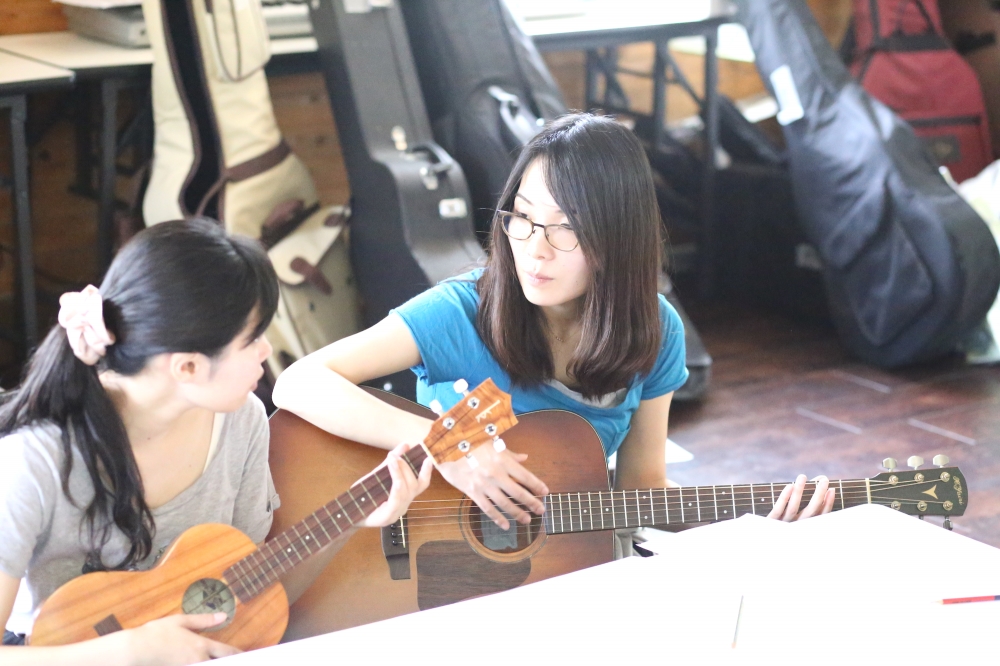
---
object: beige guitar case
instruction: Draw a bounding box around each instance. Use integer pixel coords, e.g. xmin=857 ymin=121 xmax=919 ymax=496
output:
xmin=142 ymin=0 xmax=359 ymax=376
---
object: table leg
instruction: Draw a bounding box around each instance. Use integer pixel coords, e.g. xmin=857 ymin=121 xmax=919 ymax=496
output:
xmin=98 ymin=78 xmax=124 ymax=275
xmin=5 ymin=95 xmax=39 ymax=351
xmin=699 ymin=27 xmax=719 ymax=299
xmin=71 ymin=83 xmax=95 ymax=198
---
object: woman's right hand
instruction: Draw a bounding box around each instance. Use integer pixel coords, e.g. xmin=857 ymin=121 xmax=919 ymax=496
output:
xmin=125 ymin=613 xmax=240 ymax=666
xmin=437 ymin=444 xmax=549 ymax=530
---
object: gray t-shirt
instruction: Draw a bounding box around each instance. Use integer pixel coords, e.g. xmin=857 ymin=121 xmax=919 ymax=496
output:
xmin=0 ymin=394 xmax=279 ymax=635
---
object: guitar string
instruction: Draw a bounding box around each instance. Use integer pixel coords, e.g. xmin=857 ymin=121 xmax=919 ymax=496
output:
xmin=377 ymin=499 xmax=951 ymax=533
xmin=395 ymin=483 xmax=951 ymax=514
xmin=393 ymin=477 xmax=951 ymax=506
xmin=373 ymin=501 xmax=946 ymax=538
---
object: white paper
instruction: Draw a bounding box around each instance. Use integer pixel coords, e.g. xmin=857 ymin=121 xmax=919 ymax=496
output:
xmin=216 ymin=558 xmax=743 ymax=664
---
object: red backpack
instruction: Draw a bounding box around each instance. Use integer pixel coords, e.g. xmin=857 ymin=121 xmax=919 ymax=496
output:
xmin=850 ymin=0 xmax=994 ymax=182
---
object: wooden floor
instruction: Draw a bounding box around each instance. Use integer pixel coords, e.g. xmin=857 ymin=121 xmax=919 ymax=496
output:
xmin=667 ymin=295 xmax=1000 ymax=548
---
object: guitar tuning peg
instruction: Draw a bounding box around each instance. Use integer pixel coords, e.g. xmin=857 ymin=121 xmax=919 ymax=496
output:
xmin=907 ymin=455 xmax=924 ymax=470
xmin=933 ymin=454 xmax=950 ymax=468
xmin=428 ymin=400 xmax=443 ymax=416
xmin=943 ymin=517 xmax=953 ymax=531
xmin=882 ymin=457 xmax=897 ymax=471
xmin=453 ymin=379 xmax=469 ymax=396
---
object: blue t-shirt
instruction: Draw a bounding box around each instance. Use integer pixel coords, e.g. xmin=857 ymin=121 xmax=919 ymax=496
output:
xmin=391 ymin=271 xmax=688 ymax=457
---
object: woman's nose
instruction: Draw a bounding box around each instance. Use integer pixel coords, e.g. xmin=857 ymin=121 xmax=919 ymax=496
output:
xmin=259 ymin=335 xmax=273 ymax=362
xmin=525 ymin=225 xmax=551 ymax=259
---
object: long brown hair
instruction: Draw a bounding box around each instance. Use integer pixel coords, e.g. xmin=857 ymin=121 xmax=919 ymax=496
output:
xmin=477 ymin=113 xmax=664 ymax=399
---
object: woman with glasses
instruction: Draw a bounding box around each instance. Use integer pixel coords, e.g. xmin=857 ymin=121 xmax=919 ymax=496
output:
xmin=273 ymin=113 xmax=834 ymax=534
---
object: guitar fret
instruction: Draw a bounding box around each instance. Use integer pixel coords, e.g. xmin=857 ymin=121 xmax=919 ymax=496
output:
xmin=577 ymin=492 xmax=584 ymax=532
xmin=750 ymin=485 xmax=756 ymax=515
xmin=314 ymin=509 xmax=333 ymax=544
xmin=839 ymin=479 xmax=845 ymax=510
xmin=648 ymin=490 xmax=654 ymax=525
xmin=373 ymin=470 xmax=390 ymax=498
xmin=332 ymin=497 xmax=350 ymax=529
xmin=545 ymin=496 xmax=553 ymax=534
xmin=621 ymin=491 xmax=628 ymax=528
xmin=609 ymin=492 xmax=616 ymax=529
xmin=695 ymin=486 xmax=702 ymax=522
xmin=730 ymin=484 xmax=737 ymax=518
xmin=599 ymin=492 xmax=606 ymax=530
xmin=679 ymin=487 xmax=685 ymax=523
xmin=588 ymin=491 xmax=595 ymax=531
xmin=568 ymin=493 xmax=575 ymax=533
xmin=559 ymin=494 xmax=566 ymax=533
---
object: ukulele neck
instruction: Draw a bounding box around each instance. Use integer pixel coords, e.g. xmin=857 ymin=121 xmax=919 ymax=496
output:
xmin=224 ymin=447 xmax=428 ymax=601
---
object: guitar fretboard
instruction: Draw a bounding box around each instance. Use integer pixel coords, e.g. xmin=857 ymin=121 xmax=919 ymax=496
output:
xmin=224 ymin=446 xmax=428 ymax=602
xmin=542 ymin=480 xmax=871 ymax=534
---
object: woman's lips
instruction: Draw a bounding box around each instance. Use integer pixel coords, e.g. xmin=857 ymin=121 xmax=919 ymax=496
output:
xmin=525 ymin=271 xmax=553 ymax=287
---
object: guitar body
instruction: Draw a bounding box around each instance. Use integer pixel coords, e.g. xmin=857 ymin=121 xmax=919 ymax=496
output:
xmin=30 ymin=523 xmax=288 ymax=649
xmin=268 ymin=393 xmax=614 ymax=641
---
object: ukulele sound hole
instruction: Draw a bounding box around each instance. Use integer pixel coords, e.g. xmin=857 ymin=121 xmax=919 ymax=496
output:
xmin=182 ymin=578 xmax=236 ymax=629
xmin=468 ymin=506 xmax=541 ymax=554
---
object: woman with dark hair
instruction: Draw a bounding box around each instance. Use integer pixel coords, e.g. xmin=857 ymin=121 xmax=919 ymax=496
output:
xmin=0 ymin=219 xmax=432 ymax=663
xmin=273 ymin=113 xmax=834 ymax=534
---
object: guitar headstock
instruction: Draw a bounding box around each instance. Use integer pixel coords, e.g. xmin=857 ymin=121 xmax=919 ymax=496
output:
xmin=870 ymin=455 xmax=968 ymax=517
xmin=422 ymin=379 xmax=517 ymax=465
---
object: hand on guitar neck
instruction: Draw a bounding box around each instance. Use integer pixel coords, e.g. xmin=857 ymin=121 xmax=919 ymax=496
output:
xmin=768 ymin=474 xmax=837 ymax=522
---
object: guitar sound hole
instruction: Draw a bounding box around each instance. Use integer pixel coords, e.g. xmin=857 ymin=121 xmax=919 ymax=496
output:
xmin=467 ymin=506 xmax=541 ymax=554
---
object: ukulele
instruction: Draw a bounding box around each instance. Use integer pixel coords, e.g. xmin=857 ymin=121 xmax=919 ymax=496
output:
xmin=29 ymin=380 xmax=516 ymax=650
xmin=268 ymin=387 xmax=969 ymax=642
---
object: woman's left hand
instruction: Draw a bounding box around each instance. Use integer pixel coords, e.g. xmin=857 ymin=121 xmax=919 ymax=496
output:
xmin=361 ymin=442 xmax=434 ymax=528
xmin=767 ymin=474 xmax=836 ymax=521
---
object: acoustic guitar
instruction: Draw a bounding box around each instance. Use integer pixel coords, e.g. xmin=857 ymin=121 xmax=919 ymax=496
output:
xmin=269 ymin=387 xmax=969 ymax=642
xmin=29 ymin=380 xmax=516 ymax=650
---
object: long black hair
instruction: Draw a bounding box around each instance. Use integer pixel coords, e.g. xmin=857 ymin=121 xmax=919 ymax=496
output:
xmin=0 ymin=218 xmax=278 ymax=569
xmin=478 ymin=113 xmax=663 ymax=398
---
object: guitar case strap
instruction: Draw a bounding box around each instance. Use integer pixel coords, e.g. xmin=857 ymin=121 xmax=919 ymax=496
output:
xmin=141 ymin=0 xmax=361 ymax=377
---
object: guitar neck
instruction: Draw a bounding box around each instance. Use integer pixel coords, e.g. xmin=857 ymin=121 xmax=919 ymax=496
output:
xmin=225 ymin=446 xmax=429 ymax=602
xmin=543 ymin=479 xmax=871 ymax=534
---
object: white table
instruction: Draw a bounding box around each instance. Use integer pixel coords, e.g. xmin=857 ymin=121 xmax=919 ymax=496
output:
xmin=0 ymin=52 xmax=74 ymax=351
xmin=216 ymin=505 xmax=1000 ymax=662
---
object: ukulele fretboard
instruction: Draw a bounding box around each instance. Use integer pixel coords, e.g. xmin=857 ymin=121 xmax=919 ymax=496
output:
xmin=224 ymin=446 xmax=428 ymax=602
xmin=542 ymin=480 xmax=870 ymax=534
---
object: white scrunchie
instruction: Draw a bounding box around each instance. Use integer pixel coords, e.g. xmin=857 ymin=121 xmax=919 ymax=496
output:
xmin=58 ymin=285 xmax=115 ymax=366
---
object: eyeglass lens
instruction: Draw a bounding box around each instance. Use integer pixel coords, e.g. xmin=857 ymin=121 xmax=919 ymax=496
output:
xmin=501 ymin=213 xmax=578 ymax=252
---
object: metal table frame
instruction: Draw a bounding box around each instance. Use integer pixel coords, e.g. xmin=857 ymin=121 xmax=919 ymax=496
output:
xmin=533 ymin=16 xmax=727 ymax=297
xmin=0 ymin=64 xmax=74 ymax=353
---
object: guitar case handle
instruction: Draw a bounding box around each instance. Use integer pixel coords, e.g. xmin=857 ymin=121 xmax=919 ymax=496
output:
xmin=409 ymin=141 xmax=455 ymax=176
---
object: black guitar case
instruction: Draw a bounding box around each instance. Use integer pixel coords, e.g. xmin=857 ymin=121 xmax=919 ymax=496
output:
xmin=308 ymin=0 xmax=483 ymax=397
xmin=736 ymin=0 xmax=1000 ymax=367
xmin=401 ymin=0 xmax=711 ymax=399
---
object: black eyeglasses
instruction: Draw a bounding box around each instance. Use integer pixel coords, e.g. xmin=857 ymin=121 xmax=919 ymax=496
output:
xmin=497 ymin=211 xmax=579 ymax=252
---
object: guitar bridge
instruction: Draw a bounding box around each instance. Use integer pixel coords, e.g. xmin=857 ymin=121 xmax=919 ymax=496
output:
xmin=381 ymin=514 xmax=410 ymax=580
